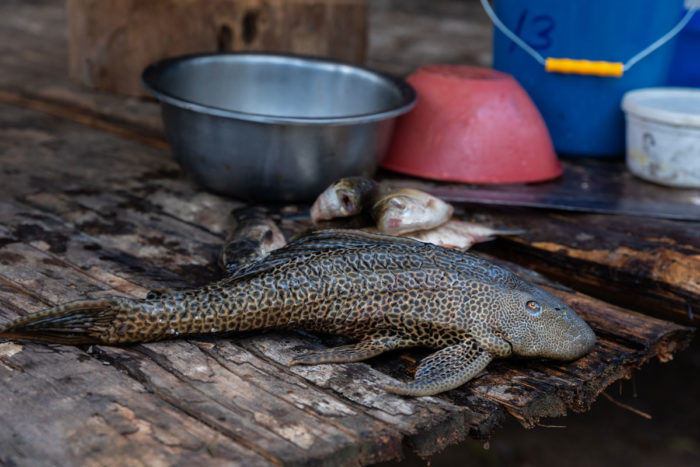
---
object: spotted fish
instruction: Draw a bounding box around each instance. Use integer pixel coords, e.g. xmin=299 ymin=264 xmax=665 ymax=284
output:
xmin=0 ymin=230 xmax=595 ymax=396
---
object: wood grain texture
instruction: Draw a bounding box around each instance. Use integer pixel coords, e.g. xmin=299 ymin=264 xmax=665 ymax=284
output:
xmin=0 ymin=100 xmax=693 ymax=464
xmin=66 ymin=0 xmax=367 ymax=96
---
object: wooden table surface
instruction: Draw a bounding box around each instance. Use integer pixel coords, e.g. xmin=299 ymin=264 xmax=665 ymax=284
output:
xmin=0 ymin=1 xmax=696 ymax=465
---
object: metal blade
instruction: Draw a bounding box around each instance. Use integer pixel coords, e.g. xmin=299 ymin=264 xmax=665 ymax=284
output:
xmin=427 ymin=187 xmax=700 ymax=221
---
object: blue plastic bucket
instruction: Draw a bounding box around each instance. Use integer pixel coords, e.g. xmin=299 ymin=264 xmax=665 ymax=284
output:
xmin=492 ymin=0 xmax=685 ymax=156
xmin=668 ymin=13 xmax=700 ymax=86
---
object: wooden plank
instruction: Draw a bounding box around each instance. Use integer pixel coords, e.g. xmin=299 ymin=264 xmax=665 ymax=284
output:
xmin=67 ymin=0 xmax=367 ymax=97
xmin=0 ymin=232 xmax=405 ymax=465
xmin=0 ymin=191 xmax=693 ymax=463
xmin=0 ymin=191 xmax=499 ymax=459
xmin=0 ymin=285 xmax=269 ymax=465
xmin=0 ymin=201 xmax=495 ymax=460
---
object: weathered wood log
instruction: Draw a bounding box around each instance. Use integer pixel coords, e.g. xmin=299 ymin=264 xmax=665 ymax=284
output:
xmin=0 ymin=306 xmax=267 ymax=465
xmin=66 ymin=0 xmax=367 ymax=96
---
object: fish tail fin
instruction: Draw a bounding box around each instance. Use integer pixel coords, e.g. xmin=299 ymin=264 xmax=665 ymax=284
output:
xmin=0 ymin=298 xmax=128 ymax=345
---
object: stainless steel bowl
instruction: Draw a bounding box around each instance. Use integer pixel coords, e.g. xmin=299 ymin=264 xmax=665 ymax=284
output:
xmin=142 ymin=53 xmax=416 ymax=201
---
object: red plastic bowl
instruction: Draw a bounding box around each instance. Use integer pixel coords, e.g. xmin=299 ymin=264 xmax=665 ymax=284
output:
xmin=381 ymin=65 xmax=562 ymax=184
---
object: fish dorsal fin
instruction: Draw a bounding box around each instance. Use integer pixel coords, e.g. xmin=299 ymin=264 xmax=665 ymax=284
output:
xmin=287 ymin=229 xmax=427 ymax=251
xmin=225 ymin=229 xmax=429 ymax=281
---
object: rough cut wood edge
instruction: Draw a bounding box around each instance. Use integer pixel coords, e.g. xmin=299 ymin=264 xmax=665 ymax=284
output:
xmin=66 ymin=0 xmax=367 ymax=96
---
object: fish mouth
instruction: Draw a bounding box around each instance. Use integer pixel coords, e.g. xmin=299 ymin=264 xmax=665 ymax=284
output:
xmin=505 ymin=340 xmax=514 ymax=356
xmin=561 ymin=324 xmax=597 ymax=360
xmin=494 ymin=329 xmax=514 ymax=356
xmin=508 ymin=316 xmax=596 ymax=361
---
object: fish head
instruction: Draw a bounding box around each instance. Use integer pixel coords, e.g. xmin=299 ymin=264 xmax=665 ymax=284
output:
xmin=310 ymin=177 xmax=376 ymax=223
xmin=373 ymin=188 xmax=453 ymax=235
xmin=373 ymin=194 xmax=414 ymax=233
xmin=495 ymin=282 xmax=596 ymax=361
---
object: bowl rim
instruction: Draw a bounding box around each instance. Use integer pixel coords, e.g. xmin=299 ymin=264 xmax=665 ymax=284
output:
xmin=142 ymin=52 xmax=417 ymax=125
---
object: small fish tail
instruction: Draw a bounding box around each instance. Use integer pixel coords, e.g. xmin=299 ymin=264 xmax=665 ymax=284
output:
xmin=0 ymin=298 xmax=128 ymax=345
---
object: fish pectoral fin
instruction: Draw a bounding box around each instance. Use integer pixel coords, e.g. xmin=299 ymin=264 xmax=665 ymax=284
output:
xmin=289 ymin=333 xmax=413 ymax=366
xmin=381 ymin=340 xmax=492 ymax=397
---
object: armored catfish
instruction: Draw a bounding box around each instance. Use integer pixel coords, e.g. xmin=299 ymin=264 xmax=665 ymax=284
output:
xmin=0 ymin=230 xmax=596 ymax=396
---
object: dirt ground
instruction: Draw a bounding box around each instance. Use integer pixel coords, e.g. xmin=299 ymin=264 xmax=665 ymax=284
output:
xmin=378 ymin=336 xmax=699 ymax=467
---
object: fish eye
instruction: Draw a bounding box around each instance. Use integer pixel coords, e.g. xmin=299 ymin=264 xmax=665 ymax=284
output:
xmin=525 ymin=300 xmax=542 ymax=315
xmin=338 ymin=191 xmax=354 ymax=211
xmin=390 ymin=198 xmax=407 ymax=210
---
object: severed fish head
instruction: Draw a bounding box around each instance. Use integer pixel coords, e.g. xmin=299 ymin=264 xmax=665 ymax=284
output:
xmin=219 ymin=207 xmax=286 ymax=275
xmin=310 ymin=177 xmax=378 ymax=223
xmin=372 ymin=188 xmax=453 ymax=235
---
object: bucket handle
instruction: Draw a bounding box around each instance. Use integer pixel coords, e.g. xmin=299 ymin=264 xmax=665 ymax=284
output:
xmin=480 ymin=0 xmax=698 ymax=77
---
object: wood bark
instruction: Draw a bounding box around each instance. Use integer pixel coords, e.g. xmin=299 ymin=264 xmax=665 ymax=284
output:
xmin=66 ymin=0 xmax=367 ymax=96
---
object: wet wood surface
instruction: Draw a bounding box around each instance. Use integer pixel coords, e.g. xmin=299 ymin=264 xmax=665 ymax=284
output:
xmin=0 ymin=0 xmax=696 ymax=465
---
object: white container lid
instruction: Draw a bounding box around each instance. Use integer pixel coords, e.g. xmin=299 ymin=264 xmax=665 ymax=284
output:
xmin=622 ymin=87 xmax=700 ymax=129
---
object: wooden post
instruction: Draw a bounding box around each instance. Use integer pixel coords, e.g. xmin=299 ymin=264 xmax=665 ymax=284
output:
xmin=66 ymin=0 xmax=367 ymax=97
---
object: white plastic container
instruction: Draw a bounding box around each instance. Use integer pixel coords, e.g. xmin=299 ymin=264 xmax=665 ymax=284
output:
xmin=622 ymin=88 xmax=700 ymax=188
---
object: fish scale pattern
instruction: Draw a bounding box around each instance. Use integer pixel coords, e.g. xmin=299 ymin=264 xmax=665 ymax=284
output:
xmin=0 ymin=229 xmax=596 ymax=395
